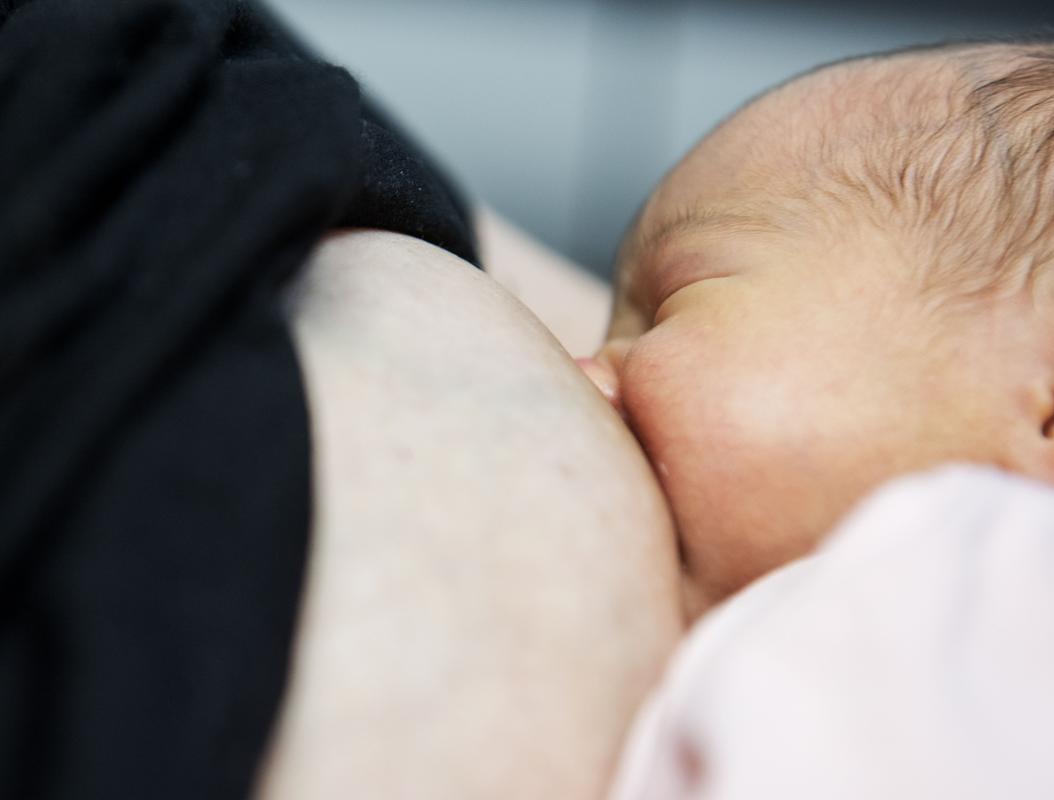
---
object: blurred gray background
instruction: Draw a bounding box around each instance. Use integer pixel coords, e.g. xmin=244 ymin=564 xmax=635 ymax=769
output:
xmin=267 ymin=0 xmax=1054 ymax=278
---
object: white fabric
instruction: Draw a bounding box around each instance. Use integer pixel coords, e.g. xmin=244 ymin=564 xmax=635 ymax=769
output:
xmin=609 ymin=465 xmax=1054 ymax=800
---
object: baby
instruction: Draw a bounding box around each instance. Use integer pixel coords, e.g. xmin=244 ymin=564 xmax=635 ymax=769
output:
xmin=578 ymin=39 xmax=1054 ymax=618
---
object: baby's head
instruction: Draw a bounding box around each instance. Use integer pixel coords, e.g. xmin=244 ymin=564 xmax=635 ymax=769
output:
xmin=584 ymin=40 xmax=1054 ymax=616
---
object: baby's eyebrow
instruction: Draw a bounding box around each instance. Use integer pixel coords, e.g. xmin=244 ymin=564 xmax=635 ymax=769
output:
xmin=612 ymin=204 xmax=784 ymax=310
xmin=635 ymin=205 xmax=784 ymax=258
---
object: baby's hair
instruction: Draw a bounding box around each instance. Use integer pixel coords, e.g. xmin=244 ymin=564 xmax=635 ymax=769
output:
xmin=958 ymin=38 xmax=1054 ymax=295
xmin=788 ymin=36 xmax=1054 ymax=303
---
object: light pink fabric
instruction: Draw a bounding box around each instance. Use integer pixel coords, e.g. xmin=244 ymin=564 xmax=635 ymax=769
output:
xmin=609 ymin=465 xmax=1054 ymax=800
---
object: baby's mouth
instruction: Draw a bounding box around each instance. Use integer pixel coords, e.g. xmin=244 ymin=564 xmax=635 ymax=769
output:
xmin=574 ymin=352 xmax=680 ymax=507
xmin=575 ymin=356 xmax=665 ymax=482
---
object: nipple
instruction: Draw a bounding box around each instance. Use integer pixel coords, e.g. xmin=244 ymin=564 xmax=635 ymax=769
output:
xmin=575 ymin=357 xmax=624 ymax=417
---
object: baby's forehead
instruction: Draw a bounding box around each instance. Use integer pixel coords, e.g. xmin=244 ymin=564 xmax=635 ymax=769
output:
xmin=745 ymin=42 xmax=1047 ymax=160
xmin=664 ymin=44 xmax=1042 ymax=225
xmin=745 ymin=53 xmax=965 ymax=151
xmin=614 ymin=60 xmax=923 ymax=261
xmin=616 ymin=41 xmax=1054 ymax=307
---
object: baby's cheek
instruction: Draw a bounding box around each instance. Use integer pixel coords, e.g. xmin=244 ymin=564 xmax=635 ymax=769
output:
xmin=620 ymin=330 xmax=847 ymax=606
xmin=697 ymin=390 xmax=831 ymax=588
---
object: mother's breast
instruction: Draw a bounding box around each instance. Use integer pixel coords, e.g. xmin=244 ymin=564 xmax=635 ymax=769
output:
xmin=257 ymin=230 xmax=685 ymax=800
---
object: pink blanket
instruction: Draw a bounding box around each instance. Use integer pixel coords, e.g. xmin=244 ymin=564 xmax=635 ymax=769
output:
xmin=609 ymin=465 xmax=1054 ymax=800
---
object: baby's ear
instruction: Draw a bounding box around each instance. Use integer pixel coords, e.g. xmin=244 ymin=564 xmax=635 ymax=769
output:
xmin=1008 ymin=378 xmax=1054 ymax=486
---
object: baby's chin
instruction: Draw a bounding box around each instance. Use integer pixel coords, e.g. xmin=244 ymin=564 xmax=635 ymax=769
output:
xmin=608 ymin=416 xmax=713 ymax=617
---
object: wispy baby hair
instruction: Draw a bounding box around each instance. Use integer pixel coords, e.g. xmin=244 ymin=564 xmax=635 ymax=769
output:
xmin=794 ymin=36 xmax=1054 ymax=302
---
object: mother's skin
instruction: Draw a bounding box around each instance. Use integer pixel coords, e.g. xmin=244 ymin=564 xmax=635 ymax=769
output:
xmin=255 ymin=230 xmax=685 ymax=799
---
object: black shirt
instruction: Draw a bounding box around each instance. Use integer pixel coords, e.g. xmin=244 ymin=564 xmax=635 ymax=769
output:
xmin=0 ymin=1 xmax=478 ymax=797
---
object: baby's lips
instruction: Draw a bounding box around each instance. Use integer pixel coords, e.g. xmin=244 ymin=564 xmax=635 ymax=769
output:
xmin=575 ymin=356 xmax=625 ymax=417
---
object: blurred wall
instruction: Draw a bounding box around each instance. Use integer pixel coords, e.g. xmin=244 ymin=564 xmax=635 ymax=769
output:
xmin=267 ymin=0 xmax=1054 ymax=278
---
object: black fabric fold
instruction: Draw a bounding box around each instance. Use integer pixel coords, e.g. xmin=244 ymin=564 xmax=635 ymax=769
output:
xmin=0 ymin=1 xmax=478 ymax=798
